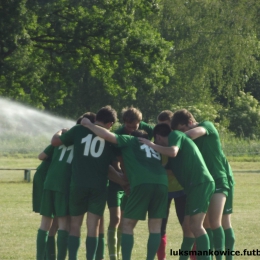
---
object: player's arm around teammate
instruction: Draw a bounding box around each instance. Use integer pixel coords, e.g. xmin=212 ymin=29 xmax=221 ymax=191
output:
xmin=157 ymin=111 xmax=189 ymax=260
xmin=139 ymin=124 xmax=215 ymax=260
xmin=106 ymin=106 xmax=153 ymax=260
xmin=53 ymin=106 xmax=118 ymax=260
xmin=81 ymin=118 xmax=169 ymax=260
xmin=172 ymin=109 xmax=234 ymax=259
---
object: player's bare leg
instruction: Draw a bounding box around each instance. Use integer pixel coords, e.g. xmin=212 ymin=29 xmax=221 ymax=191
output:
xmin=121 ymin=218 xmax=138 ymax=260
xmin=208 ymin=193 xmax=226 ymax=259
xmin=37 ymin=216 xmax=53 ymax=260
xmin=180 ymin=216 xmax=195 ymax=260
xmin=45 ymin=217 xmax=58 ymax=260
xmin=147 ymin=218 xmax=162 ymax=260
xmin=68 ymin=214 xmax=84 ymax=260
xmin=222 ymin=214 xmax=235 ymax=260
xmin=96 ymin=216 xmax=105 ymax=260
xmin=108 ymin=207 xmax=121 ymax=260
xmin=190 ymin=213 xmax=211 ymax=260
xmin=203 ymin=214 xmax=213 ymax=252
xmin=86 ymin=212 xmax=102 ymax=259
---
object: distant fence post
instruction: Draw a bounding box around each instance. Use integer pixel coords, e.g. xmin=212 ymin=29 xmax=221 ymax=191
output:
xmin=24 ymin=169 xmax=31 ymax=182
xmin=0 ymin=168 xmax=35 ymax=182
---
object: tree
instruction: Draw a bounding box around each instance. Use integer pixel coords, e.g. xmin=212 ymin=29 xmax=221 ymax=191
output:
xmin=1 ymin=0 xmax=174 ymax=116
xmin=224 ymin=91 xmax=260 ymax=138
xmin=156 ymin=0 xmax=260 ymax=106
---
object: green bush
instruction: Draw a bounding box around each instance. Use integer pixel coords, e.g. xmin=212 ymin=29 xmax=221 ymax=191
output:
xmin=223 ymin=91 xmax=260 ymax=138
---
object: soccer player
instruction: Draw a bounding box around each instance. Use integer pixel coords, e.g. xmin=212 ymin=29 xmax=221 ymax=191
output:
xmin=80 ymin=117 xmax=168 ymax=260
xmin=76 ymin=112 xmax=96 ymax=125
xmin=115 ymin=106 xmax=154 ymax=137
xmin=107 ymin=106 xmax=154 ymax=260
xmin=51 ymin=106 xmax=125 ymax=260
xmin=171 ymin=109 xmax=235 ymax=260
xmin=33 ymin=145 xmax=58 ymax=260
xmin=156 ymin=110 xmax=187 ymax=260
xmin=138 ymin=123 xmax=215 ymax=260
xmin=36 ymin=128 xmax=73 ymax=260
xmin=77 ymin=112 xmax=106 ymax=260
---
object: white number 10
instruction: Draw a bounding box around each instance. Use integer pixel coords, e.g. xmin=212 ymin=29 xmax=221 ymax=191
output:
xmin=81 ymin=134 xmax=105 ymax=158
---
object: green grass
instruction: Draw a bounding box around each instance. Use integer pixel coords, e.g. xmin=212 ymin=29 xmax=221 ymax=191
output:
xmin=0 ymin=158 xmax=260 ymax=259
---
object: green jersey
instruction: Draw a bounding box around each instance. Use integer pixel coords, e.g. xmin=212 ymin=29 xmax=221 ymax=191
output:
xmin=32 ymin=145 xmax=55 ymax=212
xmin=223 ymin=157 xmax=235 ymax=183
xmin=111 ymin=121 xmax=154 ymax=190
xmin=115 ymin=121 xmax=154 ymax=140
xmin=115 ymin=134 xmax=168 ymax=189
xmin=44 ymin=144 xmax=73 ymax=193
xmin=167 ymin=131 xmax=213 ymax=193
xmin=193 ymin=121 xmax=231 ymax=180
xmin=34 ymin=145 xmax=55 ymax=180
xmin=59 ymin=125 xmax=117 ymax=190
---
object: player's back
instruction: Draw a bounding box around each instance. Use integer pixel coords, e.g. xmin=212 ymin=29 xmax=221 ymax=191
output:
xmin=44 ymin=144 xmax=73 ymax=193
xmin=167 ymin=130 xmax=213 ymax=193
xmin=60 ymin=124 xmax=117 ymax=190
xmin=193 ymin=121 xmax=227 ymax=179
xmin=115 ymin=134 xmax=168 ymax=189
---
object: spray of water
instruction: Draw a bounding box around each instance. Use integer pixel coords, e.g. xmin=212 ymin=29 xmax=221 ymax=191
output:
xmin=0 ymin=97 xmax=76 ymax=155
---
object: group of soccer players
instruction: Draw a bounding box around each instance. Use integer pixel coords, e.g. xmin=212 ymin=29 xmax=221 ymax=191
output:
xmin=33 ymin=105 xmax=235 ymax=260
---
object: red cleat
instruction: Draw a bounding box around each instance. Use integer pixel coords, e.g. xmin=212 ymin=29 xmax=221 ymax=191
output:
xmin=190 ymin=243 xmax=197 ymax=260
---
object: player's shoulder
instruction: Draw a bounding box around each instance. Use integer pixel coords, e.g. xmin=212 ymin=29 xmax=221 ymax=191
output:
xmin=139 ymin=121 xmax=149 ymax=127
xmin=116 ymin=134 xmax=134 ymax=142
xmin=171 ymin=130 xmax=186 ymax=137
xmin=199 ymin=120 xmax=215 ymax=128
xmin=139 ymin=121 xmax=154 ymax=130
xmin=62 ymin=124 xmax=81 ymax=135
xmin=44 ymin=144 xmax=55 ymax=154
xmin=199 ymin=121 xmax=219 ymax=136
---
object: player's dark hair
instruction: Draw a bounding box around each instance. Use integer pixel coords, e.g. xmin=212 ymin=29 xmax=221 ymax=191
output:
xmin=157 ymin=110 xmax=174 ymax=122
xmin=131 ymin=130 xmax=148 ymax=139
xmin=122 ymin=106 xmax=142 ymax=123
xmin=96 ymin=105 xmax=117 ymax=124
xmin=76 ymin=112 xmax=96 ymax=124
xmin=171 ymin=109 xmax=196 ymax=130
xmin=153 ymin=123 xmax=171 ymax=139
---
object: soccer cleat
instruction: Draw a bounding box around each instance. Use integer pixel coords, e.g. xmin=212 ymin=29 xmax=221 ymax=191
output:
xmin=190 ymin=243 xmax=197 ymax=260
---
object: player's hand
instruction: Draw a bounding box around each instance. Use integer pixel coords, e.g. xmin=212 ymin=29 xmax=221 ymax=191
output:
xmin=138 ymin=137 xmax=152 ymax=147
xmin=61 ymin=128 xmax=69 ymax=134
xmin=81 ymin=117 xmax=91 ymax=127
xmin=55 ymin=128 xmax=68 ymax=136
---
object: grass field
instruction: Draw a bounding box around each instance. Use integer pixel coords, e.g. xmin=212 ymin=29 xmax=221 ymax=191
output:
xmin=0 ymin=158 xmax=260 ymax=259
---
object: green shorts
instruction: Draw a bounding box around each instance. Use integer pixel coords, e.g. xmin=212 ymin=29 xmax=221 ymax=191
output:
xmin=120 ymin=193 xmax=128 ymax=211
xmin=214 ymin=177 xmax=230 ymax=197
xmin=69 ymin=186 xmax=107 ymax=216
xmin=32 ymin=172 xmax=46 ymax=213
xmin=107 ymin=181 xmax=124 ymax=208
xmin=40 ymin=190 xmax=69 ymax=218
xmin=185 ymin=181 xmax=215 ymax=216
xmin=124 ymin=184 xmax=168 ymax=220
xmin=223 ymin=178 xmax=234 ymax=214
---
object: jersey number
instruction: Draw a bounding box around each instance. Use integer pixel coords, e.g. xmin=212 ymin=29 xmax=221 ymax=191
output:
xmin=58 ymin=145 xmax=74 ymax=163
xmin=140 ymin=144 xmax=161 ymax=160
xmin=81 ymin=134 xmax=105 ymax=158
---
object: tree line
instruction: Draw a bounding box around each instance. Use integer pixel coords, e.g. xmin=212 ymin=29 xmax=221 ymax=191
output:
xmin=1 ymin=0 xmax=260 ymax=137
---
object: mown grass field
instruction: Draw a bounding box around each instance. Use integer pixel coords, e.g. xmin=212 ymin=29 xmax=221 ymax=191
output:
xmin=0 ymin=158 xmax=260 ymax=259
